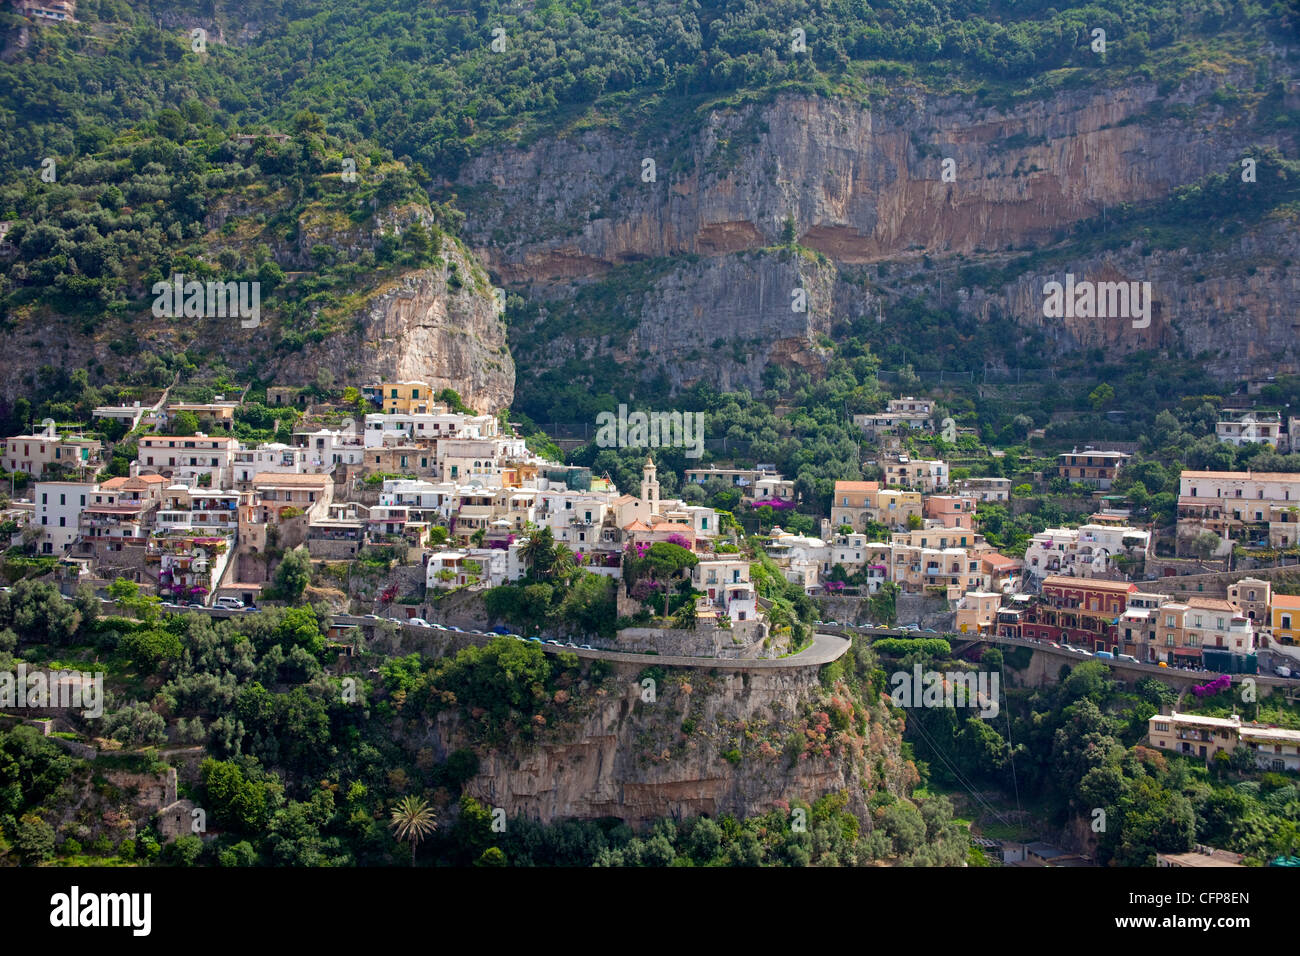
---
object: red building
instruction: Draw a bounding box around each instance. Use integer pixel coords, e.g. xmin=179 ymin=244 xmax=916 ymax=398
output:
xmin=1021 ymin=576 xmax=1138 ymax=652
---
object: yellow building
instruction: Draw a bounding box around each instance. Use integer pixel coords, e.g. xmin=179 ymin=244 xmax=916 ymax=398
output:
xmin=1270 ymin=593 xmax=1300 ymax=645
xmin=381 ymin=382 xmax=438 ymax=415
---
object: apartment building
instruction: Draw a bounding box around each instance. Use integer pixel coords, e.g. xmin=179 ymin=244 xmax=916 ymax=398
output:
xmin=137 ymin=434 xmax=238 ymax=487
xmin=378 ymin=381 xmax=441 ymax=415
xmin=956 ymin=477 xmax=1011 ymax=502
xmin=1177 ymin=470 xmax=1300 ymax=543
xmin=1023 ymin=524 xmax=1149 ymax=580
xmin=1153 ymin=598 xmax=1254 ymax=666
xmin=852 ymin=397 xmax=936 ymax=437
xmin=1055 ymin=449 xmax=1130 ymax=489
xmin=295 ymin=427 xmax=367 ymax=469
xmin=155 ymin=486 xmax=241 ymax=535
xmin=923 ymin=494 xmax=977 ymax=530
xmin=1148 ymin=712 xmax=1300 ymax=771
xmin=1269 ymin=594 xmax=1300 ymax=645
xmin=1216 ymin=411 xmax=1280 ymax=448
xmin=954 ymin=591 xmax=1002 ymax=635
xmin=829 ymin=481 xmax=879 ymax=530
xmin=684 ymin=465 xmax=777 ymax=496
xmin=1022 ymin=577 xmax=1138 ymax=651
xmin=232 ymin=444 xmax=313 ymax=484
xmin=3 ymin=425 xmax=102 ymax=478
xmin=882 ymin=455 xmax=949 ymax=493
xmin=691 ymin=559 xmax=757 ymax=622
xmin=34 ymin=480 xmax=96 ymax=554
xmin=1118 ymin=591 xmax=1165 ymax=660
xmin=1227 ymin=577 xmax=1271 ymax=625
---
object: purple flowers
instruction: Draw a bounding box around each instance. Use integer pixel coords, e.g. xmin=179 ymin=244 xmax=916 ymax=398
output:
xmin=1192 ymin=674 xmax=1232 ymax=697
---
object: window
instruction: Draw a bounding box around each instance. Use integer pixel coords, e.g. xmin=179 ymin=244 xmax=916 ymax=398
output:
xmin=1283 ymin=614 xmax=1292 ymax=631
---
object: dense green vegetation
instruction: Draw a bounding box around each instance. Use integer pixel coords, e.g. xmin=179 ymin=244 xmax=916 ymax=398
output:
xmin=900 ymin=647 xmax=1300 ymax=865
xmin=0 ymin=578 xmax=968 ymax=867
xmin=4 ymin=0 xmax=1291 ymax=185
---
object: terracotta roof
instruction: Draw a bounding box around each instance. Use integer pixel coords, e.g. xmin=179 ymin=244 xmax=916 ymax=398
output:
xmin=251 ymin=473 xmax=331 ymax=486
xmin=1185 ymin=597 xmax=1239 ymax=612
xmin=623 ymin=520 xmax=650 ymax=532
xmin=1271 ymin=594 xmax=1300 ymax=610
xmin=833 ymin=481 xmax=880 ymax=493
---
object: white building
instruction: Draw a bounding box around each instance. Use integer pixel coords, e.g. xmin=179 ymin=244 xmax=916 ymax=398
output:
xmin=232 ymin=443 xmax=312 ymax=484
xmin=137 ymin=434 xmax=237 ymax=488
xmin=1024 ymin=524 xmax=1149 ymax=579
xmin=1216 ymin=412 xmax=1280 ymax=448
xmin=34 ymin=480 xmax=96 ymax=554
xmin=691 ymin=558 xmax=757 ymax=623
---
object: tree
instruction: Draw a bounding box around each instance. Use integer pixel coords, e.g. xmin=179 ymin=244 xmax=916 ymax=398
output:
xmin=103 ymin=703 xmax=167 ymax=747
xmin=1088 ymin=384 xmax=1115 ymax=411
xmin=1189 ymin=531 xmax=1222 ymax=559
xmin=273 ymin=547 xmax=312 ymax=601
xmin=171 ymin=410 xmax=200 ymax=436
xmin=389 ymin=795 xmax=438 ymax=865
xmin=519 ymin=527 xmax=556 ymax=579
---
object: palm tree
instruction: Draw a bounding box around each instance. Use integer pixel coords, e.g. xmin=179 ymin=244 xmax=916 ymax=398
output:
xmin=389 ymin=796 xmax=438 ymax=865
xmin=551 ymin=543 xmax=576 ymax=582
xmin=519 ymin=526 xmax=555 ymax=578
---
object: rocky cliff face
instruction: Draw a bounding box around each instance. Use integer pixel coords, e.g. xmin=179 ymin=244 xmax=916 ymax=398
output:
xmin=402 ymin=661 xmax=913 ymax=826
xmin=269 ymin=238 xmax=516 ymax=413
xmin=457 ymin=64 xmax=1298 ymax=389
xmin=0 ymin=234 xmax=514 ymax=414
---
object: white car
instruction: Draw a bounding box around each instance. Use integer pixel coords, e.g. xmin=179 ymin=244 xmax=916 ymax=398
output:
xmin=409 ymin=618 xmax=431 ymax=627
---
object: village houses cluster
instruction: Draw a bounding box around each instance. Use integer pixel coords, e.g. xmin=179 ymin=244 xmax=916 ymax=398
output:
xmin=8 ymin=383 xmax=1300 ymax=664
xmin=3 ymin=382 xmax=747 ymax=616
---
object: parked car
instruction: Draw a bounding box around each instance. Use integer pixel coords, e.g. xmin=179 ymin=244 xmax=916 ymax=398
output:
xmin=528 ymin=637 xmax=542 ymax=644
xmin=449 ymin=626 xmax=465 ymax=632
xmin=545 ymin=639 xmax=562 ymax=646
xmin=214 ymin=597 xmax=245 ymax=610
xmin=1093 ymin=650 xmax=1114 ymax=659
xmin=1276 ymin=665 xmax=1294 ymax=678
xmin=1117 ymin=654 xmax=1141 ymax=664
xmin=579 ymin=644 xmax=594 ymax=650
xmin=492 ymin=626 xmax=511 ymax=635
xmin=409 ymin=618 xmax=431 ymax=627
